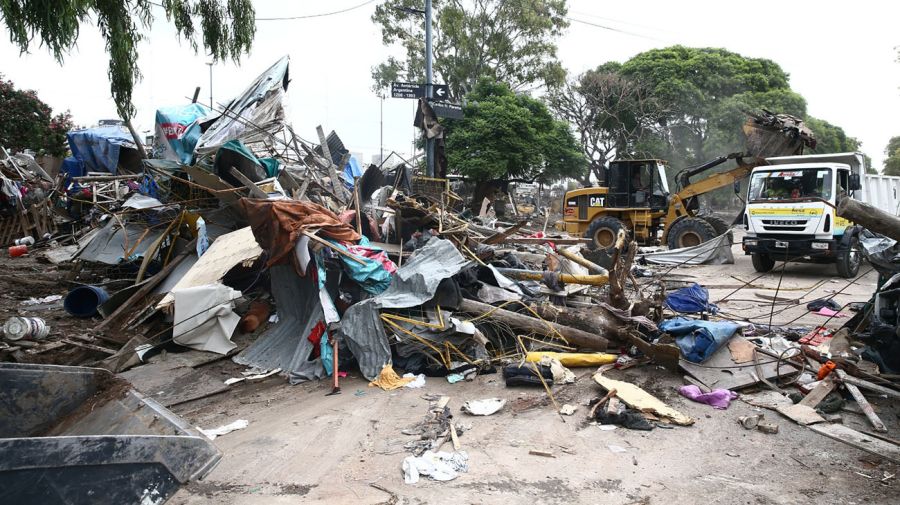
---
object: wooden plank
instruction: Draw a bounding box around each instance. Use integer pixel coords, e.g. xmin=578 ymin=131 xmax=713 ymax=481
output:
xmin=593 ymin=371 xmax=693 ymax=425
xmin=841 ymin=374 xmax=900 ymax=400
xmin=229 ymin=167 xmax=269 ymax=199
xmin=482 ymin=221 xmax=528 ymax=245
xmin=838 ymin=370 xmax=887 ymax=433
xmin=799 ymin=378 xmax=836 ymax=408
xmin=809 ymin=423 xmax=900 ymax=465
xmin=61 ymin=338 xmax=117 ymax=355
xmin=498 ymin=237 xmax=593 ymax=245
xmin=776 ymin=403 xmax=826 ymax=425
xmin=727 ymin=337 xmax=757 ymax=364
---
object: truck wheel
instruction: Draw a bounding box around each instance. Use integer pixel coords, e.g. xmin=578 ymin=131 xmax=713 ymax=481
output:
xmin=836 ymin=235 xmax=861 ymax=278
xmin=666 ymin=217 xmax=717 ymax=249
xmin=701 ymin=215 xmax=730 ymax=236
xmin=586 ymin=216 xmax=626 ymax=251
xmin=751 ymin=253 xmax=775 ymax=273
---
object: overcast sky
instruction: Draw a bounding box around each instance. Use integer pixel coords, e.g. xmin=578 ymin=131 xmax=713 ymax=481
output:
xmin=1 ymin=0 xmax=898 ymax=168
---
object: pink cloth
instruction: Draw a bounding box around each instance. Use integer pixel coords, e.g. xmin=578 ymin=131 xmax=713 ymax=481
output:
xmin=816 ymin=307 xmax=846 ymax=318
xmin=678 ymin=385 xmax=738 ymax=409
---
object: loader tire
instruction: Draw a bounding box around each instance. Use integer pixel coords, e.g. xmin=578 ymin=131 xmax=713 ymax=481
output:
xmin=586 ymin=216 xmax=627 ymax=251
xmin=751 ymin=253 xmax=775 ymax=273
xmin=700 ymin=215 xmax=730 ymax=236
xmin=666 ymin=217 xmax=717 ymax=250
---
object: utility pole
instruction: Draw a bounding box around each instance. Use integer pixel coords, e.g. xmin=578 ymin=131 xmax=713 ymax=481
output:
xmin=380 ymin=95 xmax=384 ymax=166
xmin=424 ymin=0 xmax=434 ymax=177
xmin=206 ymin=62 xmax=213 ymax=109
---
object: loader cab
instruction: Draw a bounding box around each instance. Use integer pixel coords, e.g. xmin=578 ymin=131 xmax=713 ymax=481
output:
xmin=607 ymin=159 xmax=669 ymax=210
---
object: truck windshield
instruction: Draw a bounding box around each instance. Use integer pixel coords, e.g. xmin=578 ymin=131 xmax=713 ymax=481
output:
xmin=748 ymin=168 xmax=832 ymax=202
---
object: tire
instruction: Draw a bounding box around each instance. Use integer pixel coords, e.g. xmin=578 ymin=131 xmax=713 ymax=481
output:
xmin=836 ymin=235 xmax=861 ymax=278
xmin=751 ymin=253 xmax=775 ymax=273
xmin=586 ymin=216 xmax=627 ymax=251
xmin=666 ymin=217 xmax=717 ymax=249
xmin=700 ymin=215 xmax=730 ymax=236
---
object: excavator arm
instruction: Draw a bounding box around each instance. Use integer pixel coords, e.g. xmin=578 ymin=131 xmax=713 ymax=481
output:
xmin=661 ymin=156 xmax=765 ymax=244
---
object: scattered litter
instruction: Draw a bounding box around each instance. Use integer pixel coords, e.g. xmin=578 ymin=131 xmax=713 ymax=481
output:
xmin=608 ymin=445 xmax=628 ymax=453
xmin=461 ymin=398 xmax=506 ymax=416
xmin=528 ymin=450 xmax=556 ymax=458
xmin=224 ymin=367 xmax=282 ymax=385
xmin=369 ymin=364 xmax=416 ymax=390
xmin=197 ymin=419 xmax=250 ymax=440
xmin=20 ymin=295 xmax=62 ymax=306
xmin=403 ymin=373 xmax=427 ymax=388
xmin=401 ymin=450 xmax=469 ymax=484
xmin=559 ymin=404 xmax=578 ymax=416
xmin=678 ymin=385 xmax=739 ymax=409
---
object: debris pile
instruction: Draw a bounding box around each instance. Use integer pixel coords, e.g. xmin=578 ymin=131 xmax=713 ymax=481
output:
xmin=1 ymin=56 xmax=898 ymax=499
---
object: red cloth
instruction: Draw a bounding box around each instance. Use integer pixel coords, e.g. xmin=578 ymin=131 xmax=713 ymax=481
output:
xmin=240 ymin=199 xmax=361 ymax=267
xmin=307 ymin=320 xmax=327 ymax=359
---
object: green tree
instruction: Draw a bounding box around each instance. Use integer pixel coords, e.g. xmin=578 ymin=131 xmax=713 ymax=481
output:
xmin=803 ymin=117 xmax=876 ymax=173
xmin=884 ymin=136 xmax=900 ymax=176
xmin=620 ymin=46 xmax=799 ymax=166
xmin=0 ymin=74 xmax=73 ymax=157
xmin=444 ymin=79 xmax=585 ymax=183
xmin=371 ymin=0 xmax=568 ymax=98
xmin=0 ymin=0 xmax=256 ymax=120
xmin=547 ymin=63 xmax=667 ymax=185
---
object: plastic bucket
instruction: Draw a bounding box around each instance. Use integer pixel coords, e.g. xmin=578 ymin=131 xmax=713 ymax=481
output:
xmin=8 ymin=245 xmax=28 ymax=257
xmin=3 ymin=317 xmax=50 ymax=341
xmin=64 ymin=285 xmax=111 ymax=318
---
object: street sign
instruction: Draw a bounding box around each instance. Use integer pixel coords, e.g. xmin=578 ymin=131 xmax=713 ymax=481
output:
xmin=391 ymin=82 xmax=450 ymax=100
xmin=431 ymin=100 xmax=464 ymax=120
xmin=391 ymin=82 xmax=423 ymax=99
xmin=432 ymin=84 xmax=450 ymax=99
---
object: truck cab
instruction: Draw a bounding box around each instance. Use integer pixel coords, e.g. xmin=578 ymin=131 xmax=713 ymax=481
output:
xmin=742 ymin=153 xmax=864 ymax=277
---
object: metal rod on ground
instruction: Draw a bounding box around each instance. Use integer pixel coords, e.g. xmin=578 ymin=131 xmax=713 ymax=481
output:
xmin=327 ymin=329 xmax=340 ymax=396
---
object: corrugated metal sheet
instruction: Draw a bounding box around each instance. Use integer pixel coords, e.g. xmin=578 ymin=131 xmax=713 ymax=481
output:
xmin=233 ymin=264 xmax=326 ymax=384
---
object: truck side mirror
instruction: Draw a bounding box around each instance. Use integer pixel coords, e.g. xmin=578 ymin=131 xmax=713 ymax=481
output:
xmin=849 ymin=173 xmax=862 ymax=191
xmin=733 ymin=180 xmax=741 ymax=194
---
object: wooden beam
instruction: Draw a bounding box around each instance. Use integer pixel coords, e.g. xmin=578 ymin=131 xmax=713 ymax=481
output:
xmin=837 ymin=369 xmax=887 ymax=433
xmin=229 ymin=168 xmax=270 ymax=199
xmin=458 ymin=298 xmax=608 ymax=351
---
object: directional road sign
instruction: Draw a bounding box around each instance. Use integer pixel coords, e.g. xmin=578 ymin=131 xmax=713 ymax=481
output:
xmin=431 ymin=100 xmax=464 ymax=120
xmin=391 ymin=82 xmax=450 ymax=100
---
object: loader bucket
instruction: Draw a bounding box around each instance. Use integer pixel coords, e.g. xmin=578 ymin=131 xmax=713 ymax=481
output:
xmin=0 ymin=363 xmax=221 ymax=504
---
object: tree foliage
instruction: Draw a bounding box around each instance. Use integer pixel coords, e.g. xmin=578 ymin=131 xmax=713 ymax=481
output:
xmin=619 ymin=46 xmax=799 ymax=165
xmin=547 ymin=63 xmax=667 ymax=184
xmin=884 ymin=136 xmax=900 ymax=176
xmin=444 ymin=79 xmax=585 ymax=183
xmin=0 ymin=0 xmax=256 ymax=120
xmin=371 ymin=0 xmax=568 ymax=98
xmin=0 ymin=74 xmax=74 ymax=157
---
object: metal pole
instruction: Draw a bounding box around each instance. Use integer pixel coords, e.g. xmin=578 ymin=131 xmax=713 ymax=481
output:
xmin=380 ymin=95 xmax=384 ymax=166
xmin=424 ymin=0 xmax=435 ymax=177
xmin=206 ymin=62 xmax=213 ymax=108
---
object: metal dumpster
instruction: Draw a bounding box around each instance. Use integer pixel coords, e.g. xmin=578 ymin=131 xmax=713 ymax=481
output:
xmin=0 ymin=362 xmax=221 ymax=504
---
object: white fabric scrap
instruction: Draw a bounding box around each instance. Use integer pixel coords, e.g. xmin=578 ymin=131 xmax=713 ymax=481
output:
xmin=461 ymin=398 xmax=506 ymax=416
xmin=402 ymin=450 xmax=469 ymax=484
xmin=402 ymin=373 xmax=427 ymax=388
xmin=198 ymin=419 xmax=249 ymax=440
xmin=21 ymin=294 xmax=62 ymax=305
xmin=224 ymin=367 xmax=282 ymax=385
xmin=172 ymin=283 xmax=241 ymax=354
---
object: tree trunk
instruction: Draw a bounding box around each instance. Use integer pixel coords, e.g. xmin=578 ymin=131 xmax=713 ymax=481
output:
xmin=458 ymin=299 xmax=608 ymax=351
xmin=837 ymin=196 xmax=900 ymax=242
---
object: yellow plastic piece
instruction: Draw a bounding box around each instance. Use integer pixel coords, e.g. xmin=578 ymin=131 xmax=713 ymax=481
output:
xmin=524 ymin=351 xmax=617 ymax=367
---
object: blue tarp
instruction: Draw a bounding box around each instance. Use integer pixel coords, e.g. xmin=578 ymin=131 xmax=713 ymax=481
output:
xmin=326 ymin=236 xmax=393 ymax=295
xmin=60 ymin=156 xmax=85 ymax=179
xmin=665 ymin=283 xmax=718 ymax=314
xmin=342 ymin=156 xmax=363 ymax=190
xmin=67 ymin=125 xmax=137 ymax=175
xmin=154 ymin=103 xmax=209 ymax=164
xmin=659 ymin=317 xmax=741 ymax=363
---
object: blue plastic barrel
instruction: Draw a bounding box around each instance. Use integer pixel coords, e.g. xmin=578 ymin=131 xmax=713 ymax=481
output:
xmin=64 ymin=285 xmax=110 ymax=318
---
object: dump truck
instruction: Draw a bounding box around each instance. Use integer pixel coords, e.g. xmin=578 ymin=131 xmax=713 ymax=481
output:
xmin=742 ymin=152 xmax=900 ymax=277
xmin=562 ymin=111 xmax=816 ymax=251
xmin=0 ymin=363 xmax=221 ymax=504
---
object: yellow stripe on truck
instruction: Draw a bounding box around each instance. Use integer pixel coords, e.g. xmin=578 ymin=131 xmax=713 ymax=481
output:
xmin=748 ymin=208 xmax=824 ymax=217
